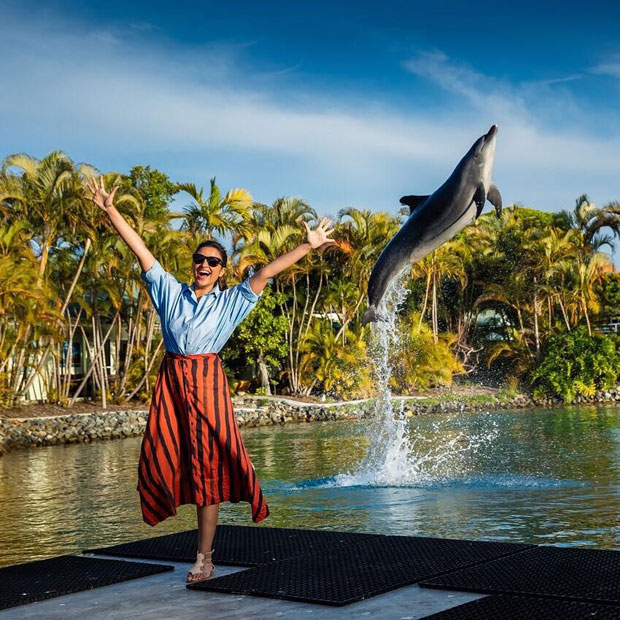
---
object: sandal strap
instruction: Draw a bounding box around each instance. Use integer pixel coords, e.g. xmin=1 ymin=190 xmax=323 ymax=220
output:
xmin=188 ymin=549 xmax=215 ymax=576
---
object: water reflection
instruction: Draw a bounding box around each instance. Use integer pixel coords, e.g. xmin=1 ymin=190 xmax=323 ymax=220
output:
xmin=1 ymin=404 xmax=619 ymax=567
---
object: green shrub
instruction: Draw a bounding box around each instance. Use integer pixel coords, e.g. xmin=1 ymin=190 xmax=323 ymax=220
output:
xmin=390 ymin=314 xmax=463 ymax=393
xmin=529 ymin=327 xmax=620 ymax=402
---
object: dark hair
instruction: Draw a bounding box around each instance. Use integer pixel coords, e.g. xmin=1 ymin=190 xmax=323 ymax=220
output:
xmin=194 ymin=239 xmax=228 ymax=290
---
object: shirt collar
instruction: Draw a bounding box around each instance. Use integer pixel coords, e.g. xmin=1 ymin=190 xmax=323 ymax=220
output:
xmin=184 ymin=281 xmax=221 ymax=301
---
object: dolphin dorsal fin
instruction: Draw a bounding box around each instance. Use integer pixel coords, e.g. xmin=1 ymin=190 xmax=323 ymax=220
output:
xmin=399 ymin=195 xmax=429 ymax=215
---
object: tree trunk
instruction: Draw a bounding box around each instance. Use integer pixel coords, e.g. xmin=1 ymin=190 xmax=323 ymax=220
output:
xmin=62 ymin=306 xmax=82 ymax=401
xmin=119 ymin=294 xmax=141 ymax=395
xmin=63 ymin=316 xmax=73 ymax=402
xmin=69 ymin=308 xmax=120 ymax=406
xmin=257 ymin=355 xmax=271 ymax=395
xmin=288 ymin=276 xmax=299 ymax=394
xmin=533 ymin=278 xmax=540 ymax=361
xmin=17 ymin=237 xmax=92 ymax=400
xmin=113 ymin=312 xmax=121 ymax=392
xmin=144 ymin=308 xmax=157 ymax=393
xmin=81 ymin=327 xmax=103 ymax=397
xmin=9 ymin=324 xmax=32 ymax=405
xmin=431 ymin=270 xmax=438 ymax=343
xmin=419 ymin=269 xmax=432 ymax=329
xmin=582 ymin=295 xmax=592 ymax=336
xmin=1 ymin=332 xmax=22 ymax=374
xmin=293 ymin=274 xmax=311 ymax=393
xmin=335 ymin=292 xmax=365 ymax=341
xmin=96 ymin=314 xmax=108 ymax=409
xmin=36 ymin=225 xmax=52 ymax=287
xmin=51 ymin=343 xmax=60 ymax=402
xmin=557 ymin=295 xmax=571 ymax=331
xmin=123 ymin=338 xmax=164 ymax=402
xmin=302 ymin=271 xmax=323 ymax=341
xmin=0 ymin=318 xmax=7 ymax=357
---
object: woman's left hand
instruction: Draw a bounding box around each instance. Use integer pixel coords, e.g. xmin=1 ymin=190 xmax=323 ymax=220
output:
xmin=302 ymin=217 xmax=336 ymax=250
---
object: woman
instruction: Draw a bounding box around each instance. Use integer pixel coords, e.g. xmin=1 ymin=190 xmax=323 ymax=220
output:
xmin=86 ymin=175 xmax=335 ymax=583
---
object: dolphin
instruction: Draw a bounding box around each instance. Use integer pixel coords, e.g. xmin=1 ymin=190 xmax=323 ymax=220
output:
xmin=362 ymin=124 xmax=502 ymax=325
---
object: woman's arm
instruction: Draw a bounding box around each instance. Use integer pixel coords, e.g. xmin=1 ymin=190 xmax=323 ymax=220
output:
xmin=248 ymin=217 xmax=335 ymax=295
xmin=86 ymin=175 xmax=156 ymax=273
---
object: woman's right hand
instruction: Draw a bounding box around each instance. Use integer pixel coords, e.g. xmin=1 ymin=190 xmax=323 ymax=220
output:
xmin=86 ymin=175 xmax=119 ymax=212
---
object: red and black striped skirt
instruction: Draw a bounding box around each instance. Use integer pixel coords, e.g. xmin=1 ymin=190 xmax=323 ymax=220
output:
xmin=136 ymin=351 xmax=269 ymax=526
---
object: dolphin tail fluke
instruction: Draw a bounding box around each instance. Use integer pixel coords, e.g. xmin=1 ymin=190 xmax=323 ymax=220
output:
xmin=362 ymin=305 xmax=378 ymax=326
xmin=488 ymin=183 xmax=503 ymax=217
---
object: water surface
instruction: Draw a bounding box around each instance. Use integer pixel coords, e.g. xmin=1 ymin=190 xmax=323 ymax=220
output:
xmin=1 ymin=404 xmax=619 ymax=567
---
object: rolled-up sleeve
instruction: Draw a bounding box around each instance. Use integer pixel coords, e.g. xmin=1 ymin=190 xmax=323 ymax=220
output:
xmin=227 ymin=277 xmax=262 ymax=327
xmin=141 ymin=259 xmax=180 ymax=315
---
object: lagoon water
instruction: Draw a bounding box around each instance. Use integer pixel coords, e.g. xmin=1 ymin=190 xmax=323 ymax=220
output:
xmin=1 ymin=404 xmax=620 ymax=567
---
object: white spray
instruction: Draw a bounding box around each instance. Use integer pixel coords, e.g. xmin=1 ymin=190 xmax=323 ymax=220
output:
xmin=333 ymin=271 xmax=498 ymax=488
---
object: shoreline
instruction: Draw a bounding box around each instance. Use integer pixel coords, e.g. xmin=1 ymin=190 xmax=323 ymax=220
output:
xmin=1 ymin=388 xmax=620 ymax=454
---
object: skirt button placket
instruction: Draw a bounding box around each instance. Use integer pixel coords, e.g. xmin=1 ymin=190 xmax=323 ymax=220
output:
xmin=183 ymin=358 xmax=200 ymax=500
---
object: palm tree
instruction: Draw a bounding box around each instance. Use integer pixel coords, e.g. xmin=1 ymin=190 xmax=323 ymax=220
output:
xmin=0 ymin=151 xmax=84 ymax=286
xmin=0 ymin=221 xmax=46 ymax=403
xmin=564 ymin=248 xmax=611 ymax=336
xmin=469 ymin=208 xmax=542 ymax=363
xmin=177 ymin=178 xmax=252 ymax=239
xmin=558 ymin=194 xmax=620 ymax=253
xmin=6 ymin=164 xmax=142 ymax=405
xmin=336 ymin=208 xmax=401 ymax=283
xmin=410 ymin=241 xmax=466 ymax=342
xmin=336 ymin=208 xmax=402 ymax=328
xmin=536 ymin=228 xmax=576 ymax=331
xmin=235 ymin=198 xmax=319 ymax=394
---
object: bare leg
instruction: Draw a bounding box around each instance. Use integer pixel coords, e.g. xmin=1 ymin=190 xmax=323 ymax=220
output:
xmin=187 ymin=504 xmax=219 ymax=583
xmin=197 ymin=503 xmax=219 ymax=553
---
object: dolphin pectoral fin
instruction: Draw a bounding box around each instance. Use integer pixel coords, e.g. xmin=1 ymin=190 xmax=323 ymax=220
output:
xmin=473 ymin=184 xmax=486 ymax=219
xmin=399 ymin=195 xmax=430 ymax=215
xmin=487 ymin=184 xmax=503 ymax=217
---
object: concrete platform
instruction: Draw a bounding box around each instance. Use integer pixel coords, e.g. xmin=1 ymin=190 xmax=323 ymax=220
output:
xmin=0 ymin=553 xmax=484 ymax=619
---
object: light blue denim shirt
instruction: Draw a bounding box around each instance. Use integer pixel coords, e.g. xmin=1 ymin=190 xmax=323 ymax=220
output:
xmin=140 ymin=259 xmax=262 ymax=354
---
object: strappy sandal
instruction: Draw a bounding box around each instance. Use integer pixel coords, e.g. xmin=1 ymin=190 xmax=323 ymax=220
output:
xmin=186 ymin=549 xmax=215 ymax=584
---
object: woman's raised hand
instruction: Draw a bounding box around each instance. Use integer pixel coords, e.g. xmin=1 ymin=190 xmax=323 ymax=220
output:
xmin=86 ymin=175 xmax=119 ymax=212
xmin=302 ymin=217 xmax=336 ymax=250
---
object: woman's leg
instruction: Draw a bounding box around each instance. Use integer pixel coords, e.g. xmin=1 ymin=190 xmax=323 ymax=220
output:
xmin=187 ymin=503 xmax=219 ymax=583
xmin=196 ymin=503 xmax=219 ymax=553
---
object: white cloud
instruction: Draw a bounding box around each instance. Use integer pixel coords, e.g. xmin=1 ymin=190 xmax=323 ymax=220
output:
xmin=402 ymin=51 xmax=620 ymax=178
xmin=591 ymin=59 xmax=620 ymax=79
xmin=2 ymin=9 xmax=466 ymax=179
xmin=1 ymin=4 xmax=619 ymax=257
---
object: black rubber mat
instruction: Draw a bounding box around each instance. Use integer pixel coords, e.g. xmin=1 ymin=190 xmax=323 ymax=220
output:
xmin=85 ymin=524 xmax=380 ymax=566
xmin=0 ymin=554 xmax=173 ymax=610
xmin=420 ymin=545 xmax=620 ymax=606
xmin=422 ymin=595 xmax=620 ymax=619
xmin=188 ymin=534 xmax=531 ymax=606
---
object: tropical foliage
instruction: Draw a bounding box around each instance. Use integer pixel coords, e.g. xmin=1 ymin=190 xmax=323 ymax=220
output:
xmin=1 ymin=150 xmax=618 ymax=407
xmin=530 ymin=328 xmax=620 ymax=402
xmin=221 ymin=286 xmax=288 ymax=395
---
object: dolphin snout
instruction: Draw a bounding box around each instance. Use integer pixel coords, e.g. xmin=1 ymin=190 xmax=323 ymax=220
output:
xmin=487 ymin=124 xmax=499 ymax=137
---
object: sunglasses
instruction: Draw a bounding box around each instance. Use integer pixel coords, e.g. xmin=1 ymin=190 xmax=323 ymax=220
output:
xmin=192 ymin=253 xmax=224 ymax=268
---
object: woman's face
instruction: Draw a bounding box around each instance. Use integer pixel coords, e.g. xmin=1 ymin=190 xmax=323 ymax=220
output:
xmin=193 ymin=246 xmax=225 ymax=289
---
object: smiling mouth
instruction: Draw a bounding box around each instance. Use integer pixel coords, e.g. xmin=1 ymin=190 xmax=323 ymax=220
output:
xmin=197 ymin=270 xmax=211 ymax=278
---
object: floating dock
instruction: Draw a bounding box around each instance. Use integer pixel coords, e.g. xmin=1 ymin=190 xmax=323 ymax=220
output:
xmin=2 ymin=525 xmax=620 ymax=619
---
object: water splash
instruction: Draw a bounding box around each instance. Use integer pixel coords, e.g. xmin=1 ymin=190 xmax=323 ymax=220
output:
xmin=334 ymin=272 xmax=498 ymax=487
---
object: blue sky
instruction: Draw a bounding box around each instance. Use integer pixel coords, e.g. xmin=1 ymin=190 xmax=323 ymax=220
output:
xmin=3 ymin=1 xmax=620 ymax=259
